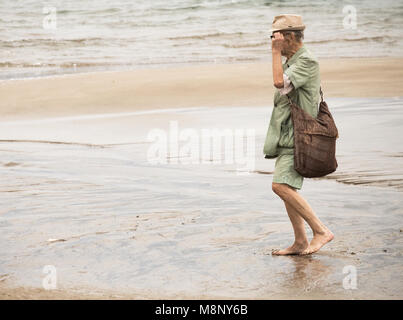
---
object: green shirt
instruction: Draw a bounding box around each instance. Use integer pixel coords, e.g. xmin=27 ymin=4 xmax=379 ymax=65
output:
xmin=263 ymin=44 xmax=320 ymax=159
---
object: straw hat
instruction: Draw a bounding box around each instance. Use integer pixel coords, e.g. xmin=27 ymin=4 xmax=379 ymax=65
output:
xmin=270 ymin=14 xmax=306 ymax=33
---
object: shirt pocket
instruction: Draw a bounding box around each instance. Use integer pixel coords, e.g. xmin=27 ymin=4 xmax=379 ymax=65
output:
xmin=278 ymin=122 xmax=294 ymax=148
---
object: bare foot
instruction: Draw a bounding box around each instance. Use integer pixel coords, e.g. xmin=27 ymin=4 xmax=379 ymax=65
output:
xmin=300 ymin=230 xmax=334 ymax=255
xmin=272 ymin=241 xmax=309 ymax=256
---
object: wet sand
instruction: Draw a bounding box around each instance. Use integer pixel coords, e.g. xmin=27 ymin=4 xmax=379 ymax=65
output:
xmin=1 ymin=96 xmax=403 ymax=299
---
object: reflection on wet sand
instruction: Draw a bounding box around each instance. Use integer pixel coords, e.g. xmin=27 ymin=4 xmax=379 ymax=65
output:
xmin=283 ymin=256 xmax=331 ymax=294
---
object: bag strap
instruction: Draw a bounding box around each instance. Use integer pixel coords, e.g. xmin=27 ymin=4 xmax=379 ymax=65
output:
xmin=286 ymin=93 xmax=293 ymax=106
xmin=286 ymin=86 xmax=324 ymax=106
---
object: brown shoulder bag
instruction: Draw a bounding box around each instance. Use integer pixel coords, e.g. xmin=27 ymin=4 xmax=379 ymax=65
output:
xmin=287 ymin=88 xmax=339 ymax=178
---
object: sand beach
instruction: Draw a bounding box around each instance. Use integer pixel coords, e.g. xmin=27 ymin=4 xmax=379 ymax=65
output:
xmin=1 ymin=0 xmax=403 ymax=300
xmin=1 ymin=57 xmax=402 ymax=121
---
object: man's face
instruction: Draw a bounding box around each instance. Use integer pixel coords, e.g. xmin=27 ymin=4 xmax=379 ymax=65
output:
xmin=271 ymin=31 xmax=293 ymax=56
xmin=271 ymin=31 xmax=296 ymax=57
xmin=279 ymin=32 xmax=292 ymax=56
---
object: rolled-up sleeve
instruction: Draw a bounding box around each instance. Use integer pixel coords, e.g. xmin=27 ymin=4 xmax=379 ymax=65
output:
xmin=278 ymin=73 xmax=294 ymax=96
xmin=284 ymin=56 xmax=318 ymax=89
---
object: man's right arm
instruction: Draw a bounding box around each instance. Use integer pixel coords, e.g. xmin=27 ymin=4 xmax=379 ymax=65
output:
xmin=271 ymin=32 xmax=285 ymax=89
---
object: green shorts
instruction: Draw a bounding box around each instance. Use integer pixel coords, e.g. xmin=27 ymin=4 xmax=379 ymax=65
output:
xmin=273 ymin=153 xmax=304 ymax=190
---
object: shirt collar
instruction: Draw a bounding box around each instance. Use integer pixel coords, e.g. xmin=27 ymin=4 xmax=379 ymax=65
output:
xmin=285 ymin=44 xmax=306 ymax=66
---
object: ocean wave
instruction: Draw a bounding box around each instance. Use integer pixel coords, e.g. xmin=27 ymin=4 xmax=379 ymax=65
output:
xmin=0 ymin=61 xmax=127 ymax=69
xmin=306 ymin=36 xmax=396 ymax=45
xmin=0 ymin=37 xmax=123 ymax=48
xmin=222 ymin=41 xmax=268 ymax=48
xmin=168 ymin=31 xmax=245 ymax=41
xmin=148 ymin=0 xmax=253 ymax=12
xmin=148 ymin=4 xmax=204 ymax=12
xmin=0 ymin=0 xmax=402 ymax=80
xmin=57 ymin=7 xmax=121 ymax=15
xmin=2 ymin=34 xmax=396 ymax=49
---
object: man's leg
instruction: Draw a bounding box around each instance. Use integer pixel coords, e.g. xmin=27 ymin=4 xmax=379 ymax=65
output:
xmin=272 ymin=200 xmax=309 ymax=255
xmin=272 ymin=182 xmax=334 ymax=255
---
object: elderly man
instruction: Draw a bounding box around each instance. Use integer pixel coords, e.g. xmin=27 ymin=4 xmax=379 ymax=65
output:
xmin=263 ymin=14 xmax=333 ymax=255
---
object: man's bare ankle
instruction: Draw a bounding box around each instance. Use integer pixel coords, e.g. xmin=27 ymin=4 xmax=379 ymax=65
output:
xmin=313 ymin=229 xmax=327 ymax=236
xmin=314 ymin=227 xmax=332 ymax=237
xmin=295 ymin=239 xmax=309 ymax=246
